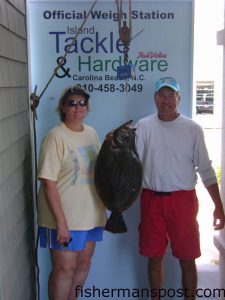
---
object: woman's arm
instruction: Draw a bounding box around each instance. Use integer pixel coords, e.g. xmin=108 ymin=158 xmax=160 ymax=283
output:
xmin=40 ymin=178 xmax=70 ymax=244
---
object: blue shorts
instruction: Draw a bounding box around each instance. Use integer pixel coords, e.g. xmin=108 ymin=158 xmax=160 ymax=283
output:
xmin=39 ymin=227 xmax=104 ymax=251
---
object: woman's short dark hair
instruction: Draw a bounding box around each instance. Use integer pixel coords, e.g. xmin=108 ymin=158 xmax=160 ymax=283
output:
xmin=56 ymin=85 xmax=90 ymax=121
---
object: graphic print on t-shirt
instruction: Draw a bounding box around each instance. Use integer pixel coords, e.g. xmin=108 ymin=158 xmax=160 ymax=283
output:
xmin=70 ymin=150 xmax=80 ymax=184
xmin=78 ymin=145 xmax=98 ymax=184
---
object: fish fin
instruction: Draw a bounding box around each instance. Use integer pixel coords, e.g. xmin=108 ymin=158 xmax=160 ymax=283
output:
xmin=105 ymin=211 xmax=127 ymax=233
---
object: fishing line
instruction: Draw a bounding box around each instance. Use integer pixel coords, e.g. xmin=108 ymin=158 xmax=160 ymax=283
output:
xmin=29 ymin=2 xmax=98 ymax=300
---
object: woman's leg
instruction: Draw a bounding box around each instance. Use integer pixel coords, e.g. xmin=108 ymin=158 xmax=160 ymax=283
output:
xmin=48 ymin=249 xmax=79 ymax=300
xmin=68 ymin=241 xmax=96 ymax=300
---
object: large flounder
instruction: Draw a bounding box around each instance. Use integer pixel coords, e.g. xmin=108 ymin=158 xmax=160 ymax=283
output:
xmin=94 ymin=120 xmax=142 ymax=233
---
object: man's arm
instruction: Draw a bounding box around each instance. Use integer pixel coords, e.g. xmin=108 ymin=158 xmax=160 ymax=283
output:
xmin=206 ymin=183 xmax=225 ymax=230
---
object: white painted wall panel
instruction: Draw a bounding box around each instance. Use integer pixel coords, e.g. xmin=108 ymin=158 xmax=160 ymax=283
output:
xmin=0 ymin=0 xmax=35 ymax=299
xmin=0 ymin=26 xmax=27 ymax=61
xmin=0 ymin=57 xmax=27 ymax=86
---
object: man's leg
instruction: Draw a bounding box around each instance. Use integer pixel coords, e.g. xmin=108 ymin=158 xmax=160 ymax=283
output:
xmin=179 ymin=259 xmax=197 ymax=300
xmin=148 ymin=256 xmax=164 ymax=300
xmin=139 ymin=190 xmax=167 ymax=299
xmin=165 ymin=190 xmax=200 ymax=299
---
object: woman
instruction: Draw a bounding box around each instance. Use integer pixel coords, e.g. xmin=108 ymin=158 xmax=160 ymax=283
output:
xmin=37 ymin=85 xmax=106 ymax=300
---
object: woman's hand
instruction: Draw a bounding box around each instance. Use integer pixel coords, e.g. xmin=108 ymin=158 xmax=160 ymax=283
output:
xmin=56 ymin=221 xmax=71 ymax=245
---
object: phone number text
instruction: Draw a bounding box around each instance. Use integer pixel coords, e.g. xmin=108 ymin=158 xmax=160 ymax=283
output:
xmin=76 ymin=83 xmax=143 ymax=93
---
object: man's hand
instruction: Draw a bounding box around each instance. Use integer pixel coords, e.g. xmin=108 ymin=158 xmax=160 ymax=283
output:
xmin=206 ymin=183 xmax=225 ymax=230
xmin=213 ymin=207 xmax=225 ymax=230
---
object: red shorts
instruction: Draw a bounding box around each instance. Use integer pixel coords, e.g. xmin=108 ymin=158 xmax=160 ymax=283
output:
xmin=139 ymin=189 xmax=201 ymax=259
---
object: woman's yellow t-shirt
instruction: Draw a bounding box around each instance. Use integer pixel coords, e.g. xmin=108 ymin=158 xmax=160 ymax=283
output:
xmin=37 ymin=122 xmax=106 ymax=230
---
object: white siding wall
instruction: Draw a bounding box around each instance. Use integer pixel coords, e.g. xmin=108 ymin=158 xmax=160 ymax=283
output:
xmin=0 ymin=0 xmax=35 ymax=299
xmin=215 ymin=3 xmax=225 ymax=298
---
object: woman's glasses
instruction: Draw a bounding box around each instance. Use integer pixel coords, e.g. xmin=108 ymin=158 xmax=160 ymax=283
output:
xmin=66 ymin=99 xmax=88 ymax=107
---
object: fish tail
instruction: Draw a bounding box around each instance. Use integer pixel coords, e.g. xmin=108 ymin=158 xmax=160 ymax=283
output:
xmin=105 ymin=211 xmax=127 ymax=233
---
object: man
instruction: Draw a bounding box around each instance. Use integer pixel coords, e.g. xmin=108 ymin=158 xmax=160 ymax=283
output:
xmin=135 ymin=77 xmax=225 ymax=299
